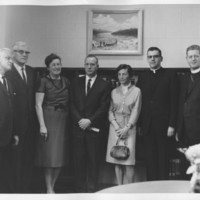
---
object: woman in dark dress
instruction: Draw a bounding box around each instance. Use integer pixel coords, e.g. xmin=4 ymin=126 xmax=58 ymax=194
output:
xmin=35 ymin=53 xmax=70 ymax=193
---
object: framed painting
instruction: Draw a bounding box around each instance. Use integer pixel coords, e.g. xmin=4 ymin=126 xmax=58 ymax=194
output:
xmin=87 ymin=9 xmax=143 ymax=55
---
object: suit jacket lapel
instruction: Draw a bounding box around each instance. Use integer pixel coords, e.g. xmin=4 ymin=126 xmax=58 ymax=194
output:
xmin=187 ymin=75 xmax=194 ymax=97
xmin=6 ymin=78 xmax=13 ymax=95
xmin=79 ymin=76 xmax=86 ymax=98
xmin=0 ymin=81 xmax=8 ymax=95
xmin=25 ymin=66 xmax=31 ymax=88
xmin=11 ymin=64 xmax=26 ymax=84
xmin=185 ymin=73 xmax=200 ymax=98
xmin=86 ymin=76 xmax=99 ymax=97
xmin=79 ymin=76 xmax=100 ymax=98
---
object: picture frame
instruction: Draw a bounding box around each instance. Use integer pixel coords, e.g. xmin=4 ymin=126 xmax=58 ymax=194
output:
xmin=87 ymin=9 xmax=143 ymax=56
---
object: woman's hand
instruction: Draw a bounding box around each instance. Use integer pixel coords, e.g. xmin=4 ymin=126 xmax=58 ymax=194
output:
xmin=116 ymin=126 xmax=129 ymax=139
xmin=40 ymin=126 xmax=48 ymax=141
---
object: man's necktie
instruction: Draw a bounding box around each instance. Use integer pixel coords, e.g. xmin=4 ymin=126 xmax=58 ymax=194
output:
xmin=21 ymin=67 xmax=26 ymax=83
xmin=87 ymin=79 xmax=91 ymax=94
xmin=2 ymin=76 xmax=8 ymax=91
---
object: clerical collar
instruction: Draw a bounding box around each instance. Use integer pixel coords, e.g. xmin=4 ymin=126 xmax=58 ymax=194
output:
xmin=191 ymin=67 xmax=200 ymax=74
xmin=150 ymin=67 xmax=161 ymax=74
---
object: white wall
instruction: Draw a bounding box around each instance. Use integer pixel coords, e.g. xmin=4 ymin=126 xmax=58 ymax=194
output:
xmin=0 ymin=4 xmax=199 ymax=68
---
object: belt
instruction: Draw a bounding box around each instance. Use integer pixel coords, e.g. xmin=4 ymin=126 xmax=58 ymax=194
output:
xmin=43 ymin=105 xmax=67 ymax=112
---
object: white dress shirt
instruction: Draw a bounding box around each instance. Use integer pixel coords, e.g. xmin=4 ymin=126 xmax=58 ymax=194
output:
xmin=0 ymin=74 xmax=4 ymax=85
xmin=85 ymin=75 xmax=97 ymax=94
xmin=14 ymin=63 xmax=27 ymax=81
xmin=0 ymin=74 xmax=8 ymax=90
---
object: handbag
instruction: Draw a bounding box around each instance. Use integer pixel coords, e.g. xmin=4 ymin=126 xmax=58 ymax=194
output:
xmin=110 ymin=137 xmax=130 ymax=160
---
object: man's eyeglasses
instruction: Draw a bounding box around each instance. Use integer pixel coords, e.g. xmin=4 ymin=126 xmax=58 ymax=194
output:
xmin=147 ymin=55 xmax=160 ymax=59
xmin=14 ymin=50 xmax=30 ymax=55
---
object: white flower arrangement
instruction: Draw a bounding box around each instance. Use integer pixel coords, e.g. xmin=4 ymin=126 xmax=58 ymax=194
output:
xmin=185 ymin=144 xmax=200 ymax=163
xmin=179 ymin=143 xmax=200 ymax=192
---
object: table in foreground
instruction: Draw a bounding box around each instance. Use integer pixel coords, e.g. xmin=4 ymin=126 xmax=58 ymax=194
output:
xmin=97 ymin=180 xmax=190 ymax=193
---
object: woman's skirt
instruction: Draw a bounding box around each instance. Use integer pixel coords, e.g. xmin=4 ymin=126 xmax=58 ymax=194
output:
xmin=35 ymin=107 xmax=69 ymax=167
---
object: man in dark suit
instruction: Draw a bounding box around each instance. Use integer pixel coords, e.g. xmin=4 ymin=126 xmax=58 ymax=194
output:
xmin=6 ymin=41 xmax=37 ymax=193
xmin=71 ymin=55 xmax=110 ymax=192
xmin=0 ymin=48 xmax=19 ymax=192
xmin=137 ymin=47 xmax=178 ymax=180
xmin=176 ymin=45 xmax=200 ymax=179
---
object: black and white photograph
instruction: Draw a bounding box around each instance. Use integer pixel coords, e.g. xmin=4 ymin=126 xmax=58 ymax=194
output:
xmin=0 ymin=0 xmax=200 ymax=200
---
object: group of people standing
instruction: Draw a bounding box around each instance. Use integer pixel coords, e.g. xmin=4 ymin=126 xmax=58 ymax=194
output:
xmin=0 ymin=41 xmax=200 ymax=193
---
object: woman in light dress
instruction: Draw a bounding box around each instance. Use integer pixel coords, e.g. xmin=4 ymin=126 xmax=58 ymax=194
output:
xmin=106 ymin=64 xmax=142 ymax=185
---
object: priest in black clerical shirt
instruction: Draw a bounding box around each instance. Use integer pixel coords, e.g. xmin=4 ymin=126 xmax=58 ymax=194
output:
xmin=177 ymin=44 xmax=200 ymax=147
xmin=176 ymin=45 xmax=200 ymax=180
xmin=137 ymin=47 xmax=178 ymax=181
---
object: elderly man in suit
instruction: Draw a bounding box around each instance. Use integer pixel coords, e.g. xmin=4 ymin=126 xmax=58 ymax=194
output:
xmin=6 ymin=41 xmax=37 ymax=193
xmin=176 ymin=45 xmax=200 ymax=179
xmin=71 ymin=55 xmax=111 ymax=193
xmin=137 ymin=47 xmax=178 ymax=181
xmin=0 ymin=48 xmax=19 ymax=192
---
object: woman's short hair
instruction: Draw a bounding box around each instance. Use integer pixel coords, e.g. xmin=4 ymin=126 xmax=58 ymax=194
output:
xmin=45 ymin=53 xmax=61 ymax=68
xmin=116 ymin=64 xmax=133 ymax=77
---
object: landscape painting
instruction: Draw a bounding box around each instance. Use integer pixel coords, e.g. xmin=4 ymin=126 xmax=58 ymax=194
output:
xmin=87 ymin=9 xmax=143 ymax=55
